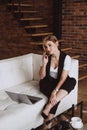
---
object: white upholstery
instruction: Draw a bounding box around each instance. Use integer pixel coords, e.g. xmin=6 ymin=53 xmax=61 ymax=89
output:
xmin=0 ymin=54 xmax=33 ymax=90
xmin=0 ymin=53 xmax=78 ymax=130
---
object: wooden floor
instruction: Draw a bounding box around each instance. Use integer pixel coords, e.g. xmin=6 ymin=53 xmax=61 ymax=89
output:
xmin=78 ymin=78 xmax=87 ymax=123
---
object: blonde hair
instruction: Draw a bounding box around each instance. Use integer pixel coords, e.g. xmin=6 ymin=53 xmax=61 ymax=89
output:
xmin=42 ymin=35 xmax=59 ymax=50
xmin=43 ymin=35 xmax=58 ymax=43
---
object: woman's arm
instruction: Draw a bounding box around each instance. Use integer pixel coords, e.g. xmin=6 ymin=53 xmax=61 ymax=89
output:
xmin=39 ymin=54 xmax=48 ymax=79
xmin=55 ymin=55 xmax=71 ymax=91
xmin=50 ymin=69 xmax=69 ymax=97
xmin=55 ymin=69 xmax=69 ymax=91
xmin=39 ymin=64 xmax=47 ymax=79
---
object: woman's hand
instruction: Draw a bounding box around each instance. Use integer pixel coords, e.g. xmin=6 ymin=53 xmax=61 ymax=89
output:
xmin=49 ymin=94 xmax=57 ymax=106
xmin=49 ymin=90 xmax=57 ymax=106
xmin=42 ymin=53 xmax=48 ymax=66
xmin=39 ymin=53 xmax=48 ymax=79
xmin=51 ymin=89 xmax=57 ymax=97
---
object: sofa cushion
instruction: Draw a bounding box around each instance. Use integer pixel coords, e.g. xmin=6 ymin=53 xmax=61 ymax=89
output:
xmin=0 ymin=54 xmax=33 ymax=91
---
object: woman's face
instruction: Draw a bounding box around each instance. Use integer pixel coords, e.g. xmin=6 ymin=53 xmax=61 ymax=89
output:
xmin=43 ymin=40 xmax=58 ymax=55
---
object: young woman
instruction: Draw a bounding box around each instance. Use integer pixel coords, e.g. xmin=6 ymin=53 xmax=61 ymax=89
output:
xmin=39 ymin=35 xmax=76 ymax=122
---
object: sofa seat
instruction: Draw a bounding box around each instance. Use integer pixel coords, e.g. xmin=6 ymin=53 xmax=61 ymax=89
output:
xmin=0 ymin=80 xmax=47 ymax=130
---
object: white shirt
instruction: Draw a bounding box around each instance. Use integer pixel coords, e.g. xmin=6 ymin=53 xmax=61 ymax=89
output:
xmin=50 ymin=55 xmax=71 ymax=79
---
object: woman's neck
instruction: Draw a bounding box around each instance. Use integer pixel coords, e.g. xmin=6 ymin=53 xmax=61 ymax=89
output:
xmin=52 ymin=49 xmax=60 ymax=60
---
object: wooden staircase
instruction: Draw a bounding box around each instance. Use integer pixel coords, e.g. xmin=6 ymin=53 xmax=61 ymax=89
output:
xmin=7 ymin=0 xmax=87 ymax=81
xmin=8 ymin=3 xmax=32 ymax=7
xmin=7 ymin=1 xmax=53 ymax=41
xmin=79 ymin=63 xmax=87 ymax=81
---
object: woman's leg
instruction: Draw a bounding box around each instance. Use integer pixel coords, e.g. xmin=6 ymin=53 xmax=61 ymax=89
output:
xmin=44 ymin=113 xmax=54 ymax=123
xmin=49 ymin=101 xmax=60 ymax=114
xmin=40 ymin=78 xmax=57 ymax=119
xmin=42 ymin=89 xmax=68 ymax=118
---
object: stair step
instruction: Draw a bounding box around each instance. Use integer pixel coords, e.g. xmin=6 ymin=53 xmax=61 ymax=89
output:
xmin=30 ymin=41 xmax=42 ymax=45
xmin=79 ymin=63 xmax=87 ymax=69
xmin=58 ymin=40 xmax=65 ymax=43
xmin=14 ymin=10 xmax=38 ymax=13
xmin=31 ymin=32 xmax=53 ymax=37
xmin=79 ymin=72 xmax=87 ymax=81
xmin=8 ymin=3 xmax=32 ymax=7
xmin=20 ymin=17 xmax=43 ymax=21
xmin=25 ymin=25 xmax=48 ymax=29
xmin=23 ymin=32 xmax=53 ymax=37
xmin=61 ymin=47 xmax=72 ymax=52
xmin=71 ymin=55 xmax=80 ymax=59
xmin=79 ymin=75 xmax=87 ymax=81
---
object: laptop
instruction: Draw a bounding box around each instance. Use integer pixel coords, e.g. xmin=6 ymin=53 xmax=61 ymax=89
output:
xmin=5 ymin=91 xmax=42 ymax=105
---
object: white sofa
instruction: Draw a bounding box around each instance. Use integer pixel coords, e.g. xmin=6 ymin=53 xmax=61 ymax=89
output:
xmin=0 ymin=53 xmax=78 ymax=130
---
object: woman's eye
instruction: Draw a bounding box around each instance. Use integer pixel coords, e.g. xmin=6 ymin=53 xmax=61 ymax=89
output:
xmin=49 ymin=44 xmax=51 ymax=47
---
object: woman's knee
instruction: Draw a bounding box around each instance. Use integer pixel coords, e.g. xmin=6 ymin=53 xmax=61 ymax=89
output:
xmin=67 ymin=78 xmax=76 ymax=93
xmin=71 ymin=78 xmax=76 ymax=87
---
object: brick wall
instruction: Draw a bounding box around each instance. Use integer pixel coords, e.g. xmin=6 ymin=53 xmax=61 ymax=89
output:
xmin=62 ymin=0 xmax=87 ymax=62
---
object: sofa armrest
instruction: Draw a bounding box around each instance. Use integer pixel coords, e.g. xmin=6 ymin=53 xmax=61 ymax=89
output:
xmin=69 ymin=59 xmax=78 ymax=79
